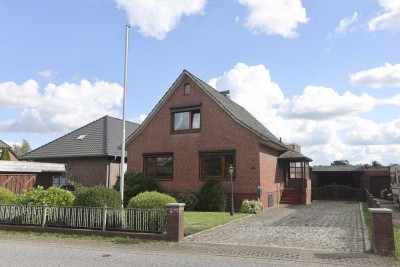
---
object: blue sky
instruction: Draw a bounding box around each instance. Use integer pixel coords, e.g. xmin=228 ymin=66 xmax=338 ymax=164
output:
xmin=0 ymin=0 xmax=399 ymax=165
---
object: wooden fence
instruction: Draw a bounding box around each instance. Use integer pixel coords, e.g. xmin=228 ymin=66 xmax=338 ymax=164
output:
xmin=312 ymin=184 xmax=365 ymax=201
xmin=0 ymin=205 xmax=167 ymax=233
xmin=365 ymin=189 xmax=381 ymax=208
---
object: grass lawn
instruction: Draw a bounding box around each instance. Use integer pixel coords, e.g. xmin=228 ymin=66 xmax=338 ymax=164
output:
xmin=362 ymin=202 xmax=400 ymax=259
xmin=184 ymin=211 xmax=249 ymax=236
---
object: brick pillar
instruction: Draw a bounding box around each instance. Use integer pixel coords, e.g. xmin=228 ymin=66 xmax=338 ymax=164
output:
xmin=368 ymin=208 xmax=395 ymax=255
xmin=165 ymin=203 xmax=185 ymax=242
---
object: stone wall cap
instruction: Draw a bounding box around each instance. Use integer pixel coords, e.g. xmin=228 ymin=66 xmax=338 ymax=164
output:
xmin=368 ymin=208 xmax=393 ymax=213
xmin=165 ymin=203 xmax=185 ymax=207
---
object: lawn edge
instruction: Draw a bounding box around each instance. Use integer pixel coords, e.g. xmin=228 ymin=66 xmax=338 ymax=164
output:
xmin=359 ymin=202 xmax=371 ymax=252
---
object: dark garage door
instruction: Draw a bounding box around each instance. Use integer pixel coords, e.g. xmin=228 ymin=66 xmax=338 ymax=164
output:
xmin=369 ymin=176 xmax=390 ymax=197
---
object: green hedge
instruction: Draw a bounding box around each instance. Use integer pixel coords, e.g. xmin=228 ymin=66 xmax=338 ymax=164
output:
xmin=16 ymin=186 xmax=75 ymax=207
xmin=239 ymin=199 xmax=263 ymax=214
xmin=74 ymin=185 xmax=122 ymax=208
xmin=0 ymin=187 xmax=16 ymax=205
xmin=196 ymin=179 xmax=226 ymax=211
xmin=177 ymin=189 xmax=198 ymax=211
xmin=127 ymin=191 xmax=176 ymax=209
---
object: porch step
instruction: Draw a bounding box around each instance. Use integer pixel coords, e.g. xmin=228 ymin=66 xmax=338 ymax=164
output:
xmin=280 ymin=188 xmax=302 ymax=205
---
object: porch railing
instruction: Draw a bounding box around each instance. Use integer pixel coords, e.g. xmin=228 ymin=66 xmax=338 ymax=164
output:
xmin=0 ymin=205 xmax=167 ymax=233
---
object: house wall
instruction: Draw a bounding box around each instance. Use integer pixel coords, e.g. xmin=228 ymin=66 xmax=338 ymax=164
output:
xmin=127 ymin=75 xmax=280 ymax=208
xmin=259 ymin=145 xmax=284 ymax=207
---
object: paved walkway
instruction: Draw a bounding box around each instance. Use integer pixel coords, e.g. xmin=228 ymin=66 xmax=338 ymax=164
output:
xmin=186 ymin=201 xmax=364 ymax=253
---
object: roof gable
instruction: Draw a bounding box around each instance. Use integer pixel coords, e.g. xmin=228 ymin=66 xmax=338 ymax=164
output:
xmin=21 ymin=116 xmax=139 ymax=159
xmin=126 ymin=70 xmax=287 ymax=150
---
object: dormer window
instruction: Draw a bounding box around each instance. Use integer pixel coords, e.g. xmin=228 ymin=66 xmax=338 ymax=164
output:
xmin=184 ymin=83 xmax=190 ymax=95
xmin=77 ymin=134 xmax=87 ymax=140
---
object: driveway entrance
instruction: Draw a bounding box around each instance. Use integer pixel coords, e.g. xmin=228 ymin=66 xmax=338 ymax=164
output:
xmin=185 ymin=201 xmax=365 ymax=253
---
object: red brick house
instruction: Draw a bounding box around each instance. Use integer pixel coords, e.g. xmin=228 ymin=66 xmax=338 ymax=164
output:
xmin=126 ymin=70 xmax=312 ymax=208
xmin=0 ymin=140 xmax=19 ymax=161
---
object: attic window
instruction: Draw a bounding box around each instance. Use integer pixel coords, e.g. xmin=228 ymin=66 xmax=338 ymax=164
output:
xmin=77 ymin=134 xmax=87 ymax=140
xmin=184 ymin=83 xmax=190 ymax=95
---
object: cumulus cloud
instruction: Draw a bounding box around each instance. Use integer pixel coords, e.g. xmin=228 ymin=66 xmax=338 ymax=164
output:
xmin=369 ymin=0 xmax=400 ymax=32
xmin=209 ymin=63 xmax=400 ymax=165
xmin=237 ymin=0 xmax=308 ymax=38
xmin=0 ymin=79 xmax=123 ymax=133
xmin=116 ymin=0 xmax=207 ymax=40
xmin=130 ymin=114 xmax=147 ymax=124
xmin=349 ymin=63 xmax=400 ymax=88
xmin=278 ymin=86 xmax=376 ymax=119
xmin=334 ymin=12 xmax=358 ymax=36
xmin=38 ymin=69 xmax=56 ymax=80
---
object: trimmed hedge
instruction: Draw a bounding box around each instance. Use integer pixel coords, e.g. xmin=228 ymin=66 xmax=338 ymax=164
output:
xmin=177 ymin=189 xmax=198 ymax=211
xmin=127 ymin=191 xmax=176 ymax=209
xmin=74 ymin=185 xmax=122 ymax=208
xmin=16 ymin=186 xmax=75 ymax=207
xmin=113 ymin=171 xmax=160 ymax=206
xmin=239 ymin=199 xmax=263 ymax=214
xmin=196 ymin=179 xmax=226 ymax=211
xmin=0 ymin=187 xmax=16 ymax=205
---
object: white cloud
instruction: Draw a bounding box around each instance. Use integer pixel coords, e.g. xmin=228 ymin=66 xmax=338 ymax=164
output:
xmin=278 ymin=86 xmax=376 ymax=119
xmin=237 ymin=0 xmax=308 ymax=38
xmin=209 ymin=63 xmax=400 ymax=165
xmin=116 ymin=0 xmax=207 ymax=40
xmin=0 ymin=79 xmax=123 ymax=133
xmin=349 ymin=63 xmax=400 ymax=88
xmin=369 ymin=0 xmax=400 ymax=32
xmin=38 ymin=69 xmax=56 ymax=80
xmin=130 ymin=114 xmax=147 ymax=124
xmin=334 ymin=12 xmax=358 ymax=35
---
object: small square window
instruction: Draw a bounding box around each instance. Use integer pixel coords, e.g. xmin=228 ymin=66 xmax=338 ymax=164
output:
xmin=184 ymin=84 xmax=190 ymax=95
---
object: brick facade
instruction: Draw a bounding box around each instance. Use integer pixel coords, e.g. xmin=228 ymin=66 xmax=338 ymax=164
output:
xmin=127 ymin=74 xmax=285 ymax=208
xmin=369 ymin=208 xmax=395 ymax=255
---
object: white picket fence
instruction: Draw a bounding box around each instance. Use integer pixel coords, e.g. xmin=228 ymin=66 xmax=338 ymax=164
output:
xmin=0 ymin=205 xmax=167 ymax=233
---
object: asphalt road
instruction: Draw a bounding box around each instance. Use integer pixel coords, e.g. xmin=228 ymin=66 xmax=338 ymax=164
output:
xmin=0 ymin=238 xmax=304 ymax=267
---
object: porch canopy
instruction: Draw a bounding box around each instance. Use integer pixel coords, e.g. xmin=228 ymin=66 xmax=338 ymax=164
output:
xmin=278 ymin=150 xmax=312 ymax=188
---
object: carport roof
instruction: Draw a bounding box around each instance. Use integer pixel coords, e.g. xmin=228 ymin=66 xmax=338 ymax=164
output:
xmin=312 ymin=165 xmax=364 ymax=172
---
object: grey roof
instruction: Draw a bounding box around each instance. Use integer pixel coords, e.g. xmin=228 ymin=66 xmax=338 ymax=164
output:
xmin=127 ymin=70 xmax=287 ymax=150
xmin=21 ymin=116 xmax=139 ymax=160
xmin=0 ymin=140 xmax=10 ymax=148
xmin=278 ymin=150 xmax=312 ymax=162
xmin=0 ymin=160 xmax=66 ymax=173
xmin=312 ymin=165 xmax=364 ymax=172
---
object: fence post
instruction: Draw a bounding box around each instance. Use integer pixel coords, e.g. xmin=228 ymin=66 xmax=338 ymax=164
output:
xmin=165 ymin=203 xmax=185 ymax=242
xmin=41 ymin=204 xmax=47 ymax=228
xmin=368 ymin=208 xmax=395 ymax=255
xmin=102 ymin=205 xmax=107 ymax=232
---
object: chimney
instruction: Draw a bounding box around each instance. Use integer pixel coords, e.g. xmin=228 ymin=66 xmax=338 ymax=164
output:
xmin=286 ymin=143 xmax=301 ymax=153
xmin=219 ymin=90 xmax=230 ymax=98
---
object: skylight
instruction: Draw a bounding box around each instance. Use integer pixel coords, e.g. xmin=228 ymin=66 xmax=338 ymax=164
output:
xmin=76 ymin=134 xmax=87 ymax=140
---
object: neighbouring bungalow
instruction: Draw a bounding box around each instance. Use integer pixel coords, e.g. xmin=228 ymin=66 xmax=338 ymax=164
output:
xmin=0 ymin=140 xmax=19 ymax=161
xmin=0 ymin=160 xmax=66 ymax=194
xmin=125 ymin=70 xmax=312 ymax=208
xmin=20 ymin=116 xmax=139 ymax=188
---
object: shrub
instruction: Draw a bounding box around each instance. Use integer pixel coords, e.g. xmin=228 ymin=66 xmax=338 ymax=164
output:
xmin=196 ymin=179 xmax=226 ymax=211
xmin=1 ymin=147 xmax=10 ymax=160
xmin=177 ymin=189 xmax=198 ymax=211
xmin=127 ymin=191 xmax=176 ymax=209
xmin=114 ymin=171 xmax=160 ymax=206
xmin=74 ymin=185 xmax=122 ymax=208
xmin=239 ymin=199 xmax=263 ymax=214
xmin=0 ymin=187 xmax=16 ymax=205
xmin=16 ymin=186 xmax=75 ymax=207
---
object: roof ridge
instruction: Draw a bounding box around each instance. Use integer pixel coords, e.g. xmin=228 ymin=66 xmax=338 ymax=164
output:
xmin=21 ymin=116 xmax=108 ymax=158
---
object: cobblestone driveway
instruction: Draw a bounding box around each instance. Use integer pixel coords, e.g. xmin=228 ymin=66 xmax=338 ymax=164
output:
xmin=186 ymin=201 xmax=365 ymax=253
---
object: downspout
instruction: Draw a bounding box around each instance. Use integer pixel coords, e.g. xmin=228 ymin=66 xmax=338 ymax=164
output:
xmin=107 ymin=156 xmax=118 ymax=188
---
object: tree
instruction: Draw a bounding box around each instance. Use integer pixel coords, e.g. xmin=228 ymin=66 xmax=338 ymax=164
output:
xmin=331 ymin=160 xmax=350 ymax=166
xmin=0 ymin=147 xmax=10 ymax=160
xmin=371 ymin=160 xmax=382 ymax=167
xmin=12 ymin=139 xmax=31 ymax=157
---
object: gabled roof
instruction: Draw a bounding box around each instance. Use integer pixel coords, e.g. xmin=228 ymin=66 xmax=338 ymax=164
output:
xmin=278 ymin=150 xmax=312 ymax=162
xmin=126 ymin=70 xmax=287 ymax=150
xmin=0 ymin=140 xmax=11 ymax=148
xmin=0 ymin=140 xmax=19 ymax=160
xmin=312 ymin=165 xmax=364 ymax=172
xmin=21 ymin=116 xmax=139 ymax=160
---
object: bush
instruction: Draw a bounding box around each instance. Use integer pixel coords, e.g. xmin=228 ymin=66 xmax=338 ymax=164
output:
xmin=74 ymin=186 xmax=122 ymax=208
xmin=114 ymin=171 xmax=160 ymax=206
xmin=177 ymin=189 xmax=198 ymax=211
xmin=196 ymin=179 xmax=226 ymax=211
xmin=0 ymin=187 xmax=16 ymax=205
xmin=127 ymin=191 xmax=176 ymax=209
xmin=239 ymin=199 xmax=263 ymax=214
xmin=16 ymin=186 xmax=75 ymax=207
